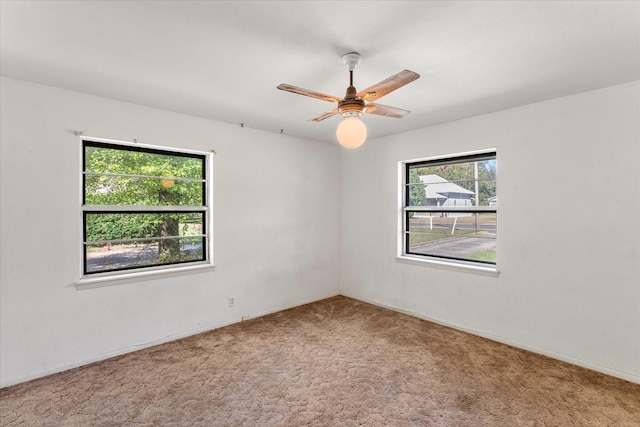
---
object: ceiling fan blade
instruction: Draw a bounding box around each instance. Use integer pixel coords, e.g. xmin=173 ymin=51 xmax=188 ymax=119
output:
xmin=277 ymin=84 xmax=342 ymax=103
xmin=365 ymin=103 xmax=411 ymax=118
xmin=310 ymin=109 xmax=338 ymax=122
xmin=357 ymin=70 xmax=420 ymax=101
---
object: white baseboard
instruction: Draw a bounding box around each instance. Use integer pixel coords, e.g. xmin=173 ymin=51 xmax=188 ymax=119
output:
xmin=341 ymin=292 xmax=640 ymax=385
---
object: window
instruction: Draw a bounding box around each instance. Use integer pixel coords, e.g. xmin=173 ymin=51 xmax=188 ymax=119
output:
xmin=400 ymin=150 xmax=497 ymax=268
xmin=81 ymin=138 xmax=212 ymax=277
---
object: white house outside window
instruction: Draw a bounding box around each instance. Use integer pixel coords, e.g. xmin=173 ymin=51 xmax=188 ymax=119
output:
xmin=401 ymin=150 xmax=497 ymax=268
xmin=81 ymin=138 xmax=213 ymax=277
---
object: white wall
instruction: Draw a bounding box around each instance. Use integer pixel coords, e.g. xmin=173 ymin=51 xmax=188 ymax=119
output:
xmin=2 ymin=77 xmax=638 ymax=388
xmin=0 ymin=77 xmax=341 ymax=387
xmin=339 ymin=81 xmax=640 ymax=383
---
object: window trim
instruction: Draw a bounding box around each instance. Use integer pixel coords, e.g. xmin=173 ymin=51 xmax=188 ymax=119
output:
xmin=76 ymin=137 xmax=214 ymax=288
xmin=397 ymin=148 xmax=498 ymax=275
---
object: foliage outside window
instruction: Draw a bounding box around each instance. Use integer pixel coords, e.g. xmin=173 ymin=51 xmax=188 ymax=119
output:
xmin=402 ymin=150 xmax=497 ymax=266
xmin=82 ymin=139 xmax=211 ymax=276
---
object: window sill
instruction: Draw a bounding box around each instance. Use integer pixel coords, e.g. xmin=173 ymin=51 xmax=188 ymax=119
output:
xmin=76 ymin=262 xmax=216 ymax=289
xmin=396 ymin=255 xmax=499 ymax=277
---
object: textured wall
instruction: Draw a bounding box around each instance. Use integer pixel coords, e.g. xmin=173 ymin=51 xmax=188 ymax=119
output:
xmin=339 ymin=81 xmax=640 ymax=383
xmin=2 ymin=77 xmax=638 ymax=387
xmin=0 ymin=77 xmax=341 ymax=387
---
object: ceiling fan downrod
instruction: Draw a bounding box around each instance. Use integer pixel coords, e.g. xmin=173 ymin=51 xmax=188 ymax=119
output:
xmin=339 ymin=53 xmax=365 ymax=117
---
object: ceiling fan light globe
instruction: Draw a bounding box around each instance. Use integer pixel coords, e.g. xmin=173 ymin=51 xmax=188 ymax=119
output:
xmin=336 ymin=117 xmax=367 ymax=149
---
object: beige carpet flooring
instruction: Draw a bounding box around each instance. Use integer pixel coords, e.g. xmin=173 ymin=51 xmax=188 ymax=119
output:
xmin=1 ymin=295 xmax=639 ymax=426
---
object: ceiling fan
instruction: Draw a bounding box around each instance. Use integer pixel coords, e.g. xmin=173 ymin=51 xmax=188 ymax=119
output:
xmin=277 ymin=52 xmax=420 ymax=148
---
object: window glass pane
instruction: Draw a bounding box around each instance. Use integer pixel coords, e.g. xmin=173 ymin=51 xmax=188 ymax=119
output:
xmin=85 ymin=212 xmax=205 ymax=273
xmin=85 ymin=213 xmax=203 ymax=242
xmin=85 ymin=175 xmax=203 ymax=206
xmin=85 ymin=236 xmax=205 ymax=274
xmin=85 ymin=146 xmax=203 ymax=179
xmin=476 ymin=159 xmax=497 ymax=206
xmin=406 ymin=212 xmax=496 ymax=264
xmin=407 ymin=158 xmax=496 ymax=207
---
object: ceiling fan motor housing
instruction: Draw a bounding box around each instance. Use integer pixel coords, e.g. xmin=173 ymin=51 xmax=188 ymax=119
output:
xmin=338 ymin=85 xmax=365 ymax=117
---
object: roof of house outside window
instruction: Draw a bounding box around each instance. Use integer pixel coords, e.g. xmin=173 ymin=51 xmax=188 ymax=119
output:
xmin=419 ymin=174 xmax=475 ymax=199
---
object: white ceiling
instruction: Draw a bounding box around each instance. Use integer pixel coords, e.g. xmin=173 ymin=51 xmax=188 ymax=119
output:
xmin=1 ymin=1 xmax=639 ymax=145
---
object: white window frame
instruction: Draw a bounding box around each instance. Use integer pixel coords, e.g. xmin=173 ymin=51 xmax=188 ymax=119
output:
xmin=77 ymin=137 xmax=214 ymax=288
xmin=397 ymin=149 xmax=498 ymax=276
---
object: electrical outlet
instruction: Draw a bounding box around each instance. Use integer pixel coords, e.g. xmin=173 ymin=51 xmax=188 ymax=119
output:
xmin=228 ymin=297 xmax=235 ymax=307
